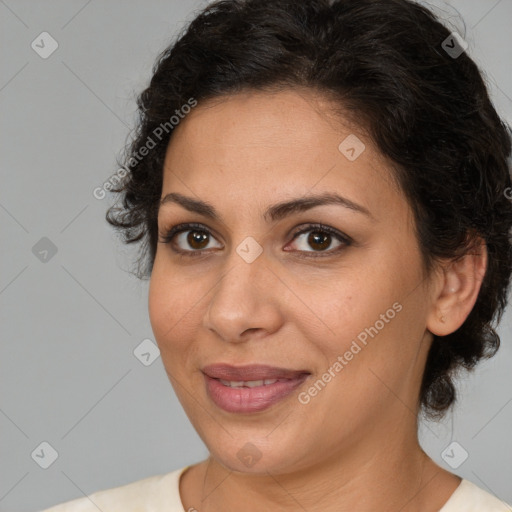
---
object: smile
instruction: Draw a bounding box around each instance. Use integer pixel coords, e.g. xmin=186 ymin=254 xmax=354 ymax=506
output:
xmin=202 ymin=364 xmax=310 ymax=413
xmin=218 ymin=378 xmax=288 ymax=388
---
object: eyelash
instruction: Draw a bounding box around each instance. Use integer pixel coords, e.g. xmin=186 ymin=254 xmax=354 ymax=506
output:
xmin=158 ymin=222 xmax=352 ymax=259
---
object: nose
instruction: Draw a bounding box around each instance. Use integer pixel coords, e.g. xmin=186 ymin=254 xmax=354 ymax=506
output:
xmin=202 ymin=253 xmax=283 ymax=343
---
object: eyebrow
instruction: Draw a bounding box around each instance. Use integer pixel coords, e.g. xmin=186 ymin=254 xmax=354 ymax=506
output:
xmin=159 ymin=191 xmax=374 ymax=223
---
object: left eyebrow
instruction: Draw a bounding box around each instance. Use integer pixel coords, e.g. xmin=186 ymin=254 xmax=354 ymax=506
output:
xmin=159 ymin=191 xmax=374 ymax=223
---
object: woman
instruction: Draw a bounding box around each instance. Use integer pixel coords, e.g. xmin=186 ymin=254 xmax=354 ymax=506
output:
xmin=42 ymin=0 xmax=512 ymax=510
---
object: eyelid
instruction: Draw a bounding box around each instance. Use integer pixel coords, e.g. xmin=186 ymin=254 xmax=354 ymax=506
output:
xmin=158 ymin=222 xmax=352 ymax=257
xmin=289 ymin=223 xmax=351 ymax=244
xmin=158 ymin=222 xmax=222 ymax=248
xmin=286 ymin=223 xmax=351 ymax=257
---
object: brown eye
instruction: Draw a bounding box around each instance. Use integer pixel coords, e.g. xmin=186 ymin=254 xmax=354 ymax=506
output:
xmin=186 ymin=230 xmax=210 ymax=250
xmin=173 ymin=228 xmax=221 ymax=252
xmin=289 ymin=225 xmax=349 ymax=255
xmin=159 ymin=223 xmax=222 ymax=255
xmin=160 ymin=222 xmax=351 ymax=259
xmin=307 ymin=231 xmax=332 ymax=251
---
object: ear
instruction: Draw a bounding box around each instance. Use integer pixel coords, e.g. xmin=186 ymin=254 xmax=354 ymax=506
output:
xmin=426 ymin=238 xmax=487 ymax=336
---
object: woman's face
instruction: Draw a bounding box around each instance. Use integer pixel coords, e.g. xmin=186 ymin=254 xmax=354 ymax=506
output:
xmin=149 ymin=89 xmax=436 ymax=474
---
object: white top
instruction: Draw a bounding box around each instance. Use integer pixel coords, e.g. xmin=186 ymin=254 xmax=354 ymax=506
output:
xmin=40 ymin=466 xmax=512 ymax=511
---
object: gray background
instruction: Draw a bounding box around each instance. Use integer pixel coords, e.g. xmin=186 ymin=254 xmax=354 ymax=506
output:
xmin=1 ymin=1 xmax=511 ymax=510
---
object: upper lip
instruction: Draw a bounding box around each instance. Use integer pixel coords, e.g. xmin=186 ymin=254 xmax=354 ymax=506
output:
xmin=202 ymin=364 xmax=310 ymax=381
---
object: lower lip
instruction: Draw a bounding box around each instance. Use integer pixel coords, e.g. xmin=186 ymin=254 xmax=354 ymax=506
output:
xmin=204 ymin=374 xmax=309 ymax=413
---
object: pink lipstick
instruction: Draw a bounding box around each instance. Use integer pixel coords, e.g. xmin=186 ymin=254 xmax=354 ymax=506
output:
xmin=202 ymin=364 xmax=310 ymax=413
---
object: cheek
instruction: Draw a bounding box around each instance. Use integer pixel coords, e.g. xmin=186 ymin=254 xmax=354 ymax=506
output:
xmin=299 ymin=249 xmax=421 ymax=394
xmin=301 ymin=281 xmax=427 ymax=429
xmin=148 ymin=260 xmax=209 ymax=371
xmin=307 ymin=274 xmax=396 ymax=351
xmin=148 ymin=268 xmax=170 ymax=341
xmin=148 ymin=264 xmax=190 ymax=350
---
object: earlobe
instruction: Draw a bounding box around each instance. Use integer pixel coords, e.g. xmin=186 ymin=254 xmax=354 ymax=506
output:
xmin=426 ymin=239 xmax=487 ymax=337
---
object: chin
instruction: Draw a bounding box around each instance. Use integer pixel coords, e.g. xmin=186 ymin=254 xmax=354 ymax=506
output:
xmin=202 ymin=430 xmax=310 ymax=476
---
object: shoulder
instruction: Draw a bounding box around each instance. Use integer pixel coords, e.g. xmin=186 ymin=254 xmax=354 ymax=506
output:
xmin=39 ymin=467 xmax=188 ymax=512
xmin=440 ymin=478 xmax=512 ymax=512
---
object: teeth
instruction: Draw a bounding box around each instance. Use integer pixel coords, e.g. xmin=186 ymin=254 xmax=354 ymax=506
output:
xmin=218 ymin=378 xmax=280 ymax=388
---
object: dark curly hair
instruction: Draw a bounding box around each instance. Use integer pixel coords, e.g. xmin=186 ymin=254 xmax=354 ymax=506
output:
xmin=106 ymin=0 xmax=512 ymax=419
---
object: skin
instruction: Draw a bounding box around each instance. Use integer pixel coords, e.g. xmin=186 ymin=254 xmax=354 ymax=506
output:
xmin=148 ymin=88 xmax=487 ymax=512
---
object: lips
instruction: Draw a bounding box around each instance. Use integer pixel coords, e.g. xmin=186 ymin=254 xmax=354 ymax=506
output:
xmin=202 ymin=364 xmax=310 ymax=381
xmin=202 ymin=364 xmax=311 ymax=413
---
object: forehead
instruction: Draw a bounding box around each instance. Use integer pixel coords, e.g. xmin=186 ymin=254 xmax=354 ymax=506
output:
xmin=161 ymin=89 xmax=405 ymax=222
xmin=165 ymin=88 xmax=363 ymax=167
